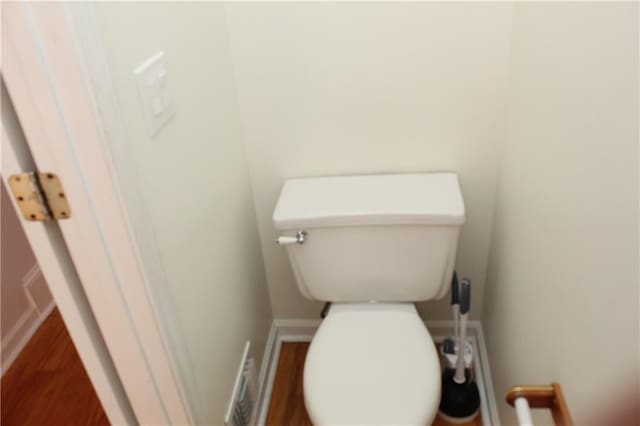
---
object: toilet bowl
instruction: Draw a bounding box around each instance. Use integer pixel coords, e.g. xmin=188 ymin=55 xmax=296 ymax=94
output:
xmin=304 ymin=303 xmax=440 ymax=425
xmin=273 ymin=173 xmax=465 ymax=425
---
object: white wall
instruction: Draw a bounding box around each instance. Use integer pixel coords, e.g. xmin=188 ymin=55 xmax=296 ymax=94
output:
xmin=70 ymin=3 xmax=638 ymax=424
xmin=77 ymin=3 xmax=273 ymax=423
xmin=225 ymin=2 xmax=513 ymax=320
xmin=483 ymin=3 xmax=638 ymax=424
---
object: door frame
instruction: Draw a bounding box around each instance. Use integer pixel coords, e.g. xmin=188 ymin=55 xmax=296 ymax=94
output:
xmin=2 ymin=2 xmax=194 ymax=424
xmin=2 ymin=124 xmax=136 ymax=425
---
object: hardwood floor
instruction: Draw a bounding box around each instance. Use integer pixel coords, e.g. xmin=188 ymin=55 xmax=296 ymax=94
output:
xmin=1 ymin=309 xmax=109 ymax=426
xmin=267 ymin=342 xmax=313 ymax=426
xmin=267 ymin=342 xmax=482 ymax=426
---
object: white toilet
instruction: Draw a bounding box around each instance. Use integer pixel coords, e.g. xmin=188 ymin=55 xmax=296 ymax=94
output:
xmin=273 ymin=173 xmax=465 ymax=425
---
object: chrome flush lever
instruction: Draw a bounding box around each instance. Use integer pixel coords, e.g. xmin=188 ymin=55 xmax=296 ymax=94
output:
xmin=275 ymin=230 xmax=307 ymax=245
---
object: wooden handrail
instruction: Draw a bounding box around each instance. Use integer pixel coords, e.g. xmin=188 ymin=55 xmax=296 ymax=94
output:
xmin=506 ymin=383 xmax=574 ymax=426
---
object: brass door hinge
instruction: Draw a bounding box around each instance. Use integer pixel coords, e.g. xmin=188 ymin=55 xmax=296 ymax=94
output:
xmin=8 ymin=172 xmax=71 ymax=221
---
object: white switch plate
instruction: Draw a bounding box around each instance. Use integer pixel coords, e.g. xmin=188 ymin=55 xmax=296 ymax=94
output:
xmin=134 ymin=51 xmax=175 ymax=136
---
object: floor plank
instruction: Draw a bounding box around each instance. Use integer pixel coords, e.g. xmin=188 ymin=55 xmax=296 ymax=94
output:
xmin=1 ymin=309 xmax=109 ymax=426
xmin=267 ymin=342 xmax=313 ymax=426
xmin=267 ymin=342 xmax=482 ymax=426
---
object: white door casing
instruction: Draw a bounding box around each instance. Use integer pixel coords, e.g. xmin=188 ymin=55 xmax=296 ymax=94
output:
xmin=1 ymin=124 xmax=135 ymax=425
xmin=2 ymin=2 xmax=194 ymax=424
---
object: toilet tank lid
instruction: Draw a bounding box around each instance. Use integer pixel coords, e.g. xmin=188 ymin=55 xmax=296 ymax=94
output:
xmin=273 ymin=173 xmax=465 ymax=229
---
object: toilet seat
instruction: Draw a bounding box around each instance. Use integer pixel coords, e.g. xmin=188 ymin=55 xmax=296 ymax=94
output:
xmin=303 ymin=303 xmax=441 ymax=426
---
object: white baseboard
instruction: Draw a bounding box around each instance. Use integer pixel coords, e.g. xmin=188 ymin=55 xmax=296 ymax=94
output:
xmin=1 ymin=299 xmax=55 ymax=376
xmin=23 ymin=263 xmax=53 ymax=315
xmin=272 ymin=319 xmax=321 ymax=342
xmin=253 ymin=318 xmax=499 ymax=426
xmin=252 ymin=323 xmax=277 ymax=426
xmin=475 ymin=322 xmax=500 ymax=426
xmin=2 ymin=263 xmax=56 ymax=376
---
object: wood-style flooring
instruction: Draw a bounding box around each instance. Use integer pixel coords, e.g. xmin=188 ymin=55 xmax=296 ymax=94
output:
xmin=267 ymin=342 xmax=482 ymax=426
xmin=1 ymin=309 xmax=109 ymax=426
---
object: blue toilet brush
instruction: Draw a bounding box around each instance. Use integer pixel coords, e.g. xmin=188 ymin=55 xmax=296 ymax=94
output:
xmin=438 ymin=278 xmax=480 ymax=423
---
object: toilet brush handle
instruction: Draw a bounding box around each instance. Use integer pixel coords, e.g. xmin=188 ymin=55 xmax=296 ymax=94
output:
xmin=451 ymin=272 xmax=460 ymax=344
xmin=454 ymin=280 xmax=471 ymax=384
xmin=451 ymin=272 xmax=460 ymax=306
xmin=454 ymin=314 xmax=468 ymax=383
xmin=459 ymin=279 xmax=470 ymax=315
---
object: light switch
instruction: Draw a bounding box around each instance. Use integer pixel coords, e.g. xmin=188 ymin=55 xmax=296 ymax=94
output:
xmin=134 ymin=51 xmax=175 ymax=136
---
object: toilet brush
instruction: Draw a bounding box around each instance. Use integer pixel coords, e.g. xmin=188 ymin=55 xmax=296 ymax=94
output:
xmin=442 ymin=273 xmax=460 ymax=357
xmin=438 ymin=278 xmax=480 ymax=424
xmin=451 ymin=272 xmax=460 ymax=349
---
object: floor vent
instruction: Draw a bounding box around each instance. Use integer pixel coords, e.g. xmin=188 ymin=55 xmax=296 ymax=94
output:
xmin=225 ymin=342 xmax=257 ymax=426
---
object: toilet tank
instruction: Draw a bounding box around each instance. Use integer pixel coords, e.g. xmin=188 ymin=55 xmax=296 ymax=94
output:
xmin=273 ymin=173 xmax=465 ymax=302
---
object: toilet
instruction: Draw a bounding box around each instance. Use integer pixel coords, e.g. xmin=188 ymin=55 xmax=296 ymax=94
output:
xmin=273 ymin=173 xmax=465 ymax=425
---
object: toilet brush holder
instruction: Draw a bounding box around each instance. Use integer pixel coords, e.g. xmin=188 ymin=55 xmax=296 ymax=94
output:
xmin=440 ymin=339 xmax=473 ymax=371
xmin=439 ymin=279 xmax=480 ymax=423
